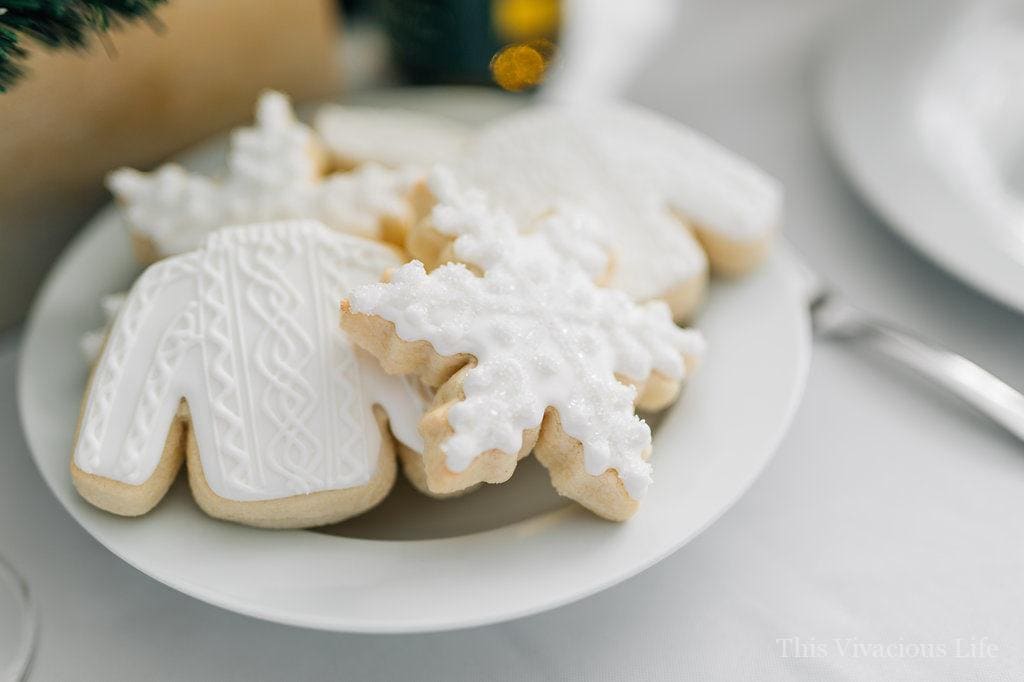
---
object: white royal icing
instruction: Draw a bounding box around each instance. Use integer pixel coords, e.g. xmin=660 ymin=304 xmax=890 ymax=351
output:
xmin=107 ymin=91 xmax=421 ymax=258
xmin=80 ymin=292 xmax=128 ymax=363
xmin=427 ymin=168 xmax=610 ymax=281
xmin=452 ymin=103 xmax=783 ymax=302
xmin=314 ymin=104 xmax=469 ymax=168
xmin=74 ymin=221 xmax=425 ymax=501
xmin=348 ymin=180 xmax=705 ymax=500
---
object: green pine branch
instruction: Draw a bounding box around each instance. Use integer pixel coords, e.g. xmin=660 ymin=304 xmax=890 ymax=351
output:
xmin=0 ymin=0 xmax=166 ymax=92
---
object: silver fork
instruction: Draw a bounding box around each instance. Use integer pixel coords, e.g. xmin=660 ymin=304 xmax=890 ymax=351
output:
xmin=798 ymin=258 xmax=1024 ymax=443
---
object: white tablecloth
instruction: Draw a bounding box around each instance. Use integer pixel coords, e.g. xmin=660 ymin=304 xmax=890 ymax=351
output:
xmin=4 ymin=1 xmax=1024 ymax=679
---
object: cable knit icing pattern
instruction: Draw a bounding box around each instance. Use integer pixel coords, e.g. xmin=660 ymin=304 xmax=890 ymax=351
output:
xmin=348 ymin=182 xmax=705 ymax=500
xmin=107 ymin=91 xmax=421 ymax=257
xmin=74 ymin=221 xmax=425 ymax=500
xmin=452 ymin=103 xmax=783 ymax=304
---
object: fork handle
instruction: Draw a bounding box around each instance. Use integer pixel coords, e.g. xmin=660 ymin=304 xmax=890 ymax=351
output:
xmin=836 ymin=319 xmax=1024 ymax=443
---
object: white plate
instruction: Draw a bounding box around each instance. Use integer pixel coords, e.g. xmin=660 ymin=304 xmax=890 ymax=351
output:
xmin=18 ymin=91 xmax=810 ymax=633
xmin=820 ymin=0 xmax=1024 ymax=314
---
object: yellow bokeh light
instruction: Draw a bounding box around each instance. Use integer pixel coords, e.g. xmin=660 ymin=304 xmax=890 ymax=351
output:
xmin=490 ymin=42 xmax=552 ymax=92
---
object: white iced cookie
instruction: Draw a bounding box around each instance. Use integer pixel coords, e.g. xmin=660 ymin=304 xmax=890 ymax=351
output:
xmin=107 ymin=91 xmax=423 ymax=262
xmin=342 ymin=181 xmax=705 ymax=521
xmin=314 ymin=104 xmax=470 ymax=169
xmin=448 ymin=103 xmax=783 ymax=320
xmin=80 ymin=292 xmax=127 ymax=363
xmin=407 ymin=168 xmax=612 ymax=283
xmin=72 ymin=221 xmax=425 ymax=528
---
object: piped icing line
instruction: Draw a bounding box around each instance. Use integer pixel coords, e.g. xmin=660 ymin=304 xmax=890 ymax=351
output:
xmin=347 ymin=174 xmax=705 ymax=499
xmin=80 ymin=292 xmax=127 ymax=363
xmin=452 ymin=103 xmax=783 ymax=302
xmin=74 ymin=220 xmax=424 ymax=501
xmin=106 ymin=91 xmax=423 ymax=258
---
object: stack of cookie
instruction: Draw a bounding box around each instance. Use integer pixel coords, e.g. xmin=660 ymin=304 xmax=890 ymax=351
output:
xmin=71 ymin=91 xmax=781 ymax=526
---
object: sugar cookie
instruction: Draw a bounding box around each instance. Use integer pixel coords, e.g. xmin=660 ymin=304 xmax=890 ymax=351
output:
xmin=314 ymin=104 xmax=469 ymax=170
xmin=107 ymin=91 xmax=423 ymax=263
xmin=406 ymin=168 xmax=612 ymax=284
xmin=342 ymin=178 xmax=704 ymax=521
xmin=449 ymin=103 xmax=783 ymax=320
xmin=72 ymin=221 xmax=425 ymax=528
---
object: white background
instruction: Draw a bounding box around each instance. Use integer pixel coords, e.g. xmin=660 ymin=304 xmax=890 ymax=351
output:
xmin=3 ymin=0 xmax=1024 ymax=678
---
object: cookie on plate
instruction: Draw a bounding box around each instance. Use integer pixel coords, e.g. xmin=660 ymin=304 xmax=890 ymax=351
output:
xmin=443 ymin=103 xmax=783 ymax=321
xmin=342 ymin=176 xmax=704 ymax=521
xmin=72 ymin=221 xmax=425 ymax=528
xmin=406 ymin=168 xmax=613 ymax=284
xmin=314 ymin=104 xmax=470 ymax=170
xmin=107 ymin=91 xmax=425 ymax=263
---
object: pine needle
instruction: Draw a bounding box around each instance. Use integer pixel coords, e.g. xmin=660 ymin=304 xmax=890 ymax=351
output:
xmin=0 ymin=0 xmax=166 ymax=92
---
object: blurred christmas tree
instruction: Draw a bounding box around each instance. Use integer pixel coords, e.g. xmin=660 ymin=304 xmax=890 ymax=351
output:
xmin=0 ymin=0 xmax=165 ymax=92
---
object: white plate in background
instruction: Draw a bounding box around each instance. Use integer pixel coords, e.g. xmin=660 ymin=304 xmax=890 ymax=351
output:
xmin=18 ymin=89 xmax=810 ymax=632
xmin=820 ymin=0 xmax=1024 ymax=314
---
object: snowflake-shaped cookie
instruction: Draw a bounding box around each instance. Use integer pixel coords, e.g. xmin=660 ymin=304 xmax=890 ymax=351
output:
xmin=408 ymin=168 xmax=611 ymax=283
xmin=343 ymin=180 xmax=705 ymax=520
xmin=107 ymin=91 xmax=422 ymax=261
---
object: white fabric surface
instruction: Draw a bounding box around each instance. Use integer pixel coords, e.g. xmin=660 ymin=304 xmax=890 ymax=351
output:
xmin=3 ymin=0 xmax=1024 ymax=679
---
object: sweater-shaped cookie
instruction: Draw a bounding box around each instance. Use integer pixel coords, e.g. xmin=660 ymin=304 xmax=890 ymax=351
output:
xmin=72 ymin=221 xmax=425 ymax=528
xmin=342 ymin=183 xmax=705 ymax=521
xmin=107 ymin=91 xmax=423 ymax=262
xmin=443 ymin=103 xmax=783 ymax=321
